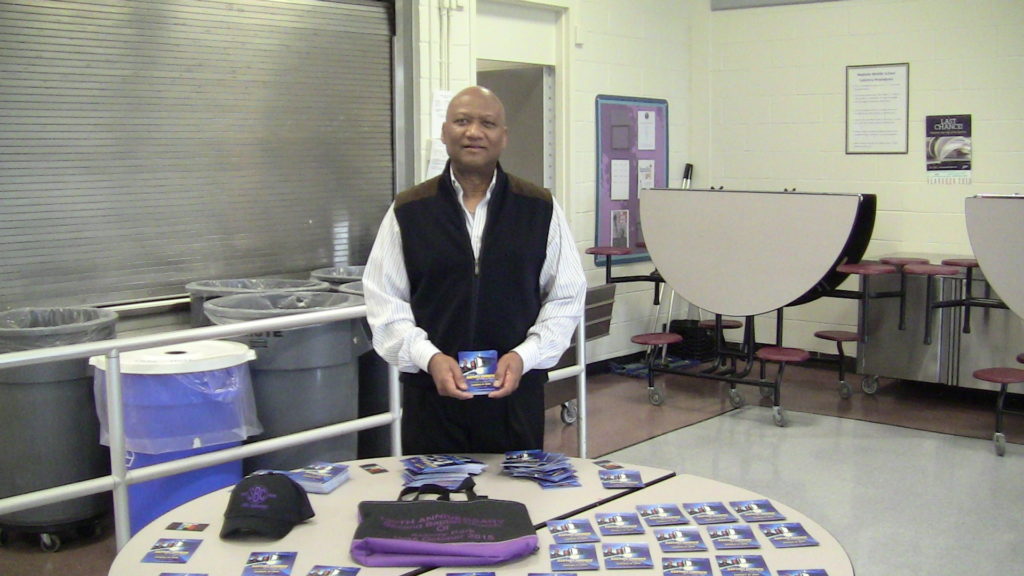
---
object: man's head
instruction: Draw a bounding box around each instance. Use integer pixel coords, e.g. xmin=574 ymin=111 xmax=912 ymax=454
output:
xmin=441 ymin=86 xmax=508 ymax=177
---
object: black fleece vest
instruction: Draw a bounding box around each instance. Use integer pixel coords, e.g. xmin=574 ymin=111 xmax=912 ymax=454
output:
xmin=394 ymin=165 xmax=553 ymax=383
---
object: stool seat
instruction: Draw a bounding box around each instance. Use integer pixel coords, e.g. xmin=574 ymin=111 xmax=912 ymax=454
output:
xmin=974 ymin=367 xmax=1024 ymax=385
xmin=836 ymin=262 xmax=898 ymax=275
xmin=880 ymin=256 xmax=930 ymax=267
xmin=941 ymin=258 xmax=979 ymax=268
xmin=586 ymin=246 xmax=633 ymax=256
xmin=975 ymin=365 xmax=1024 ymax=457
xmin=698 ymin=319 xmax=743 ymax=330
xmin=755 ymin=346 xmax=810 ymax=363
xmin=631 ymin=332 xmax=683 ymax=347
xmin=903 ymin=263 xmax=961 ymax=276
xmin=814 ymin=330 xmax=860 ymax=398
xmin=814 ymin=330 xmax=859 ymax=343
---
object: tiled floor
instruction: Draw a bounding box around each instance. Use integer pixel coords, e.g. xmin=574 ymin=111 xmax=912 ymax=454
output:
xmin=1 ymin=361 xmax=1020 ymax=576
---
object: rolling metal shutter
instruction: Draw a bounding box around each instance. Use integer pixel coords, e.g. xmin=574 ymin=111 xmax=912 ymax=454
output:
xmin=0 ymin=0 xmax=394 ymax=308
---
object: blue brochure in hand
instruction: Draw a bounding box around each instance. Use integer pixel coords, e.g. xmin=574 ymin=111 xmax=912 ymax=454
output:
xmin=459 ymin=350 xmax=499 ymax=394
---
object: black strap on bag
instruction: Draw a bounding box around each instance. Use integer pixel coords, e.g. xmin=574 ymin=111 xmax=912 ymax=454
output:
xmin=351 ymin=477 xmax=538 ymax=567
xmin=397 ymin=477 xmax=483 ymax=502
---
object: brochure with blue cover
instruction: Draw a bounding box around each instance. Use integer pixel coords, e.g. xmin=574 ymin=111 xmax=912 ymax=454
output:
xmin=683 ymin=501 xmax=738 ymax=525
xmin=304 ymin=567 xmax=360 ymax=576
xmin=759 ymin=522 xmax=819 ymax=548
xmin=716 ymin=554 xmax=770 ymax=576
xmin=283 ymin=462 xmax=350 ymax=494
xmin=549 ymin=543 xmax=600 ymax=571
xmin=141 ymin=539 xmax=202 ymax=564
xmin=595 ymin=512 xmax=645 ymax=536
xmin=708 ymin=524 xmax=760 ymax=550
xmin=729 ymin=499 xmax=785 ymax=523
xmin=241 ymin=551 xmax=297 ymax=576
xmin=548 ymin=518 xmax=601 ymax=543
xmin=601 ymin=542 xmax=654 ymax=569
xmin=637 ymin=503 xmax=688 ymax=526
xmin=662 ymin=556 xmax=713 ymax=575
xmin=459 ymin=350 xmax=499 ymax=394
xmin=654 ymin=526 xmax=707 ymax=553
xmin=598 ymin=469 xmax=644 ymax=488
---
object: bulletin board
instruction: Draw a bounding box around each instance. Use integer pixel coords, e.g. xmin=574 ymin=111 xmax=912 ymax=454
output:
xmin=594 ymin=95 xmax=669 ymax=267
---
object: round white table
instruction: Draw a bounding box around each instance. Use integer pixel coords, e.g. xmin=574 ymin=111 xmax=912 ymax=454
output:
xmin=108 ymin=455 xmax=853 ymax=576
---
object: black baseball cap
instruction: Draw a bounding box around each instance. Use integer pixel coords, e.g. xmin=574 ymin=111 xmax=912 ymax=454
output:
xmin=220 ymin=473 xmax=315 ymax=540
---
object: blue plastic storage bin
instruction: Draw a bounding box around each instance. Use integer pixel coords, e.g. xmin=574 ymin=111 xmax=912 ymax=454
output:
xmin=91 ymin=340 xmax=262 ymax=534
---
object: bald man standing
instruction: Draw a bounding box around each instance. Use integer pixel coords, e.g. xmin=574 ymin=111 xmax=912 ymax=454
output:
xmin=363 ymin=86 xmax=586 ymax=454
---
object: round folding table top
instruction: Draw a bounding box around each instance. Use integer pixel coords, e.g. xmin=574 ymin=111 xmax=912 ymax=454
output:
xmin=966 ymin=194 xmax=1024 ymax=320
xmin=639 ymin=189 xmax=866 ymax=317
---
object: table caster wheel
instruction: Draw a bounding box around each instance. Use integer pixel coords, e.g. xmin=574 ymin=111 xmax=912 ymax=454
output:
xmin=839 ymin=381 xmax=852 ymax=399
xmin=40 ymin=532 xmax=61 ymax=553
xmin=995 ymin=432 xmax=1006 ymax=457
xmin=861 ymin=375 xmax=879 ymax=395
xmin=772 ymin=407 xmax=787 ymax=427
xmin=759 ymin=385 xmax=773 ymax=399
xmin=560 ymin=400 xmax=578 ymax=425
xmin=648 ymin=387 xmax=665 ymax=406
xmin=728 ymin=389 xmax=744 ymax=408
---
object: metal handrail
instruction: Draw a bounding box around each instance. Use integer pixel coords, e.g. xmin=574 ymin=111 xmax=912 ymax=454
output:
xmin=0 ymin=304 xmax=587 ymax=551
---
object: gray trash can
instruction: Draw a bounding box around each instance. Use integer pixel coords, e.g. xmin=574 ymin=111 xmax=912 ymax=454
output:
xmin=204 ymin=291 xmax=369 ymax=473
xmin=184 ymin=278 xmax=332 ymax=327
xmin=310 ymin=266 xmax=365 ymax=290
xmin=0 ymin=307 xmax=117 ymax=549
xmin=337 ymin=281 xmax=364 ymax=297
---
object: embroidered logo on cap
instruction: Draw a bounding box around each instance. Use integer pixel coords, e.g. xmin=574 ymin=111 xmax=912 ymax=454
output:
xmin=242 ymin=484 xmax=277 ymax=510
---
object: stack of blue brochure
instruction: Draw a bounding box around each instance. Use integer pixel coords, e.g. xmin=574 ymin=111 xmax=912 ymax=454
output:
xmin=253 ymin=461 xmax=351 ymax=494
xmin=501 ymin=450 xmax=580 ymax=489
xmin=399 ymin=454 xmax=487 ymax=489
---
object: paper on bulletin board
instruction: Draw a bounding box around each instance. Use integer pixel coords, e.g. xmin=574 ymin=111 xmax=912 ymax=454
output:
xmin=610 ymin=159 xmax=630 ymax=200
xmin=637 ymin=159 xmax=655 ymax=191
xmin=637 ymin=110 xmax=657 ymax=150
xmin=926 ymin=114 xmax=972 ymax=184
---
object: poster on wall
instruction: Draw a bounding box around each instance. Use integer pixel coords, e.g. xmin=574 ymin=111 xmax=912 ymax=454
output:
xmin=594 ymin=95 xmax=669 ymax=267
xmin=845 ymin=63 xmax=909 ymax=154
xmin=926 ymin=114 xmax=972 ymax=184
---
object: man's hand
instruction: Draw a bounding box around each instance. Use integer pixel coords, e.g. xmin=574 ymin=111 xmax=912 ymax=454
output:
xmin=428 ymin=353 xmax=473 ymax=399
xmin=488 ymin=351 xmax=523 ymax=398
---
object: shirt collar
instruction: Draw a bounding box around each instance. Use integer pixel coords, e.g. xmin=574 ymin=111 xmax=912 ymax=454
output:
xmin=448 ymin=167 xmax=498 ymax=206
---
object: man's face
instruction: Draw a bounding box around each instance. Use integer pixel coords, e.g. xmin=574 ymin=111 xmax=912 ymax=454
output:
xmin=441 ymin=90 xmax=508 ymax=173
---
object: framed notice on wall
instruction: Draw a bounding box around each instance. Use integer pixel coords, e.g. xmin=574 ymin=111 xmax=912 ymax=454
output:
xmin=595 ymin=95 xmax=669 ymax=266
xmin=845 ymin=63 xmax=909 ymax=154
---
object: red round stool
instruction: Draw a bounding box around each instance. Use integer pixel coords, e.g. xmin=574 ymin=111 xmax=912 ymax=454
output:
xmin=973 ymin=366 xmax=1024 ymax=456
xmin=630 ymin=332 xmax=683 ymax=406
xmin=836 ymin=262 xmax=899 ymax=275
xmin=835 ymin=262 xmax=899 ymax=341
xmin=587 ymin=246 xmax=633 ymax=285
xmin=903 ymin=263 xmax=961 ymax=345
xmin=697 ymin=318 xmax=743 ymax=331
xmin=814 ymin=330 xmax=861 ymax=398
xmin=942 ymin=258 xmax=983 ymax=333
xmin=877 ymin=258 xmax=931 ymax=333
xmin=879 ymin=256 xmax=930 ymax=267
xmin=748 ymin=346 xmax=809 ymax=427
